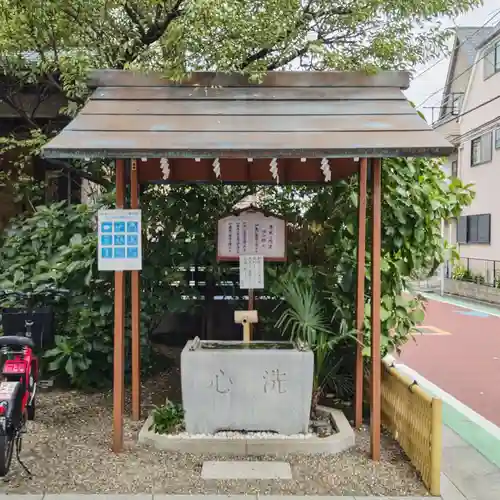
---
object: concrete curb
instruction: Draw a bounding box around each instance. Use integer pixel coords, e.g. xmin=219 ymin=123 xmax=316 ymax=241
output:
xmin=139 ymin=406 xmax=355 ymax=456
xmin=421 ymin=292 xmax=500 ymax=318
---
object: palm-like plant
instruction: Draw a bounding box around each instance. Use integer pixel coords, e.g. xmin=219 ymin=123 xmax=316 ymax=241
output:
xmin=274 ymin=272 xmax=357 ymax=415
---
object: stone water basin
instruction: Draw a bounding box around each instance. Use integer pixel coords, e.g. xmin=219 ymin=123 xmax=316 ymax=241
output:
xmin=181 ymin=339 xmax=314 ymax=435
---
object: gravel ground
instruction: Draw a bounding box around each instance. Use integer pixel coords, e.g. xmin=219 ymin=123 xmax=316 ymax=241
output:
xmin=0 ymin=368 xmax=429 ymax=496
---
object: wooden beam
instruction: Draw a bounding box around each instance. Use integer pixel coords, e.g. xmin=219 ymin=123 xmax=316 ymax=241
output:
xmin=354 ymin=158 xmax=368 ymax=429
xmin=112 ymin=159 xmax=126 ymax=453
xmin=136 ymin=157 xmax=358 ymax=184
xmin=87 ymin=69 xmax=411 ymax=90
xmin=131 ymin=159 xmax=141 ymax=421
xmin=370 ymin=158 xmax=382 ymax=461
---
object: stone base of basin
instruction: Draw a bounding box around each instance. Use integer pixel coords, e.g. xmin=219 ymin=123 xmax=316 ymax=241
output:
xmin=138 ymin=405 xmax=355 ymax=456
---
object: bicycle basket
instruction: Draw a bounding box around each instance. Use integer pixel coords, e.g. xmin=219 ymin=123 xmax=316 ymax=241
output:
xmin=0 ymin=307 xmax=54 ymax=349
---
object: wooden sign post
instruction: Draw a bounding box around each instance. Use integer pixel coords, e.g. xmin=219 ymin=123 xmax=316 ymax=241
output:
xmin=217 ymin=207 xmax=286 ymax=340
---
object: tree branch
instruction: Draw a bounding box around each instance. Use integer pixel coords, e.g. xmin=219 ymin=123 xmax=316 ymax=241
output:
xmin=239 ymin=3 xmax=354 ymax=71
xmin=45 ymin=159 xmax=110 ymax=187
xmin=116 ymin=0 xmax=185 ymax=68
xmin=123 ymin=2 xmax=147 ymax=40
xmin=1 ymin=89 xmax=40 ymax=130
xmin=267 ymin=44 xmax=311 ymax=70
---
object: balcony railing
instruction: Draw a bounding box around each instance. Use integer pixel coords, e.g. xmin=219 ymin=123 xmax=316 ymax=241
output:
xmin=424 ymin=92 xmax=464 ymax=127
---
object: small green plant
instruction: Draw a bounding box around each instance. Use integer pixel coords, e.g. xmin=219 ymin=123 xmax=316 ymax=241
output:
xmin=149 ymin=401 xmax=184 ymax=434
xmin=273 ymin=269 xmax=357 ymax=414
xmin=471 ymin=272 xmax=485 ymax=285
xmin=452 ymin=265 xmax=471 ymax=281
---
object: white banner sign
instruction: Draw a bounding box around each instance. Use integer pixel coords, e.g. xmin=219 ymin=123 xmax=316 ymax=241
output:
xmin=97 ymin=209 xmax=142 ymax=271
xmin=239 ymin=255 xmax=264 ymax=290
xmin=217 ymin=210 xmax=286 ymax=260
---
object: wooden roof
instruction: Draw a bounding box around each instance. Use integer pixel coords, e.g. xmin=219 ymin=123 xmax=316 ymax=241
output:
xmin=41 ymin=70 xmax=453 ymax=159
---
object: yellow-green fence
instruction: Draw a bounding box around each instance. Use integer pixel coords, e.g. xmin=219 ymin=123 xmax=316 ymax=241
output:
xmin=381 ymin=359 xmax=442 ymax=496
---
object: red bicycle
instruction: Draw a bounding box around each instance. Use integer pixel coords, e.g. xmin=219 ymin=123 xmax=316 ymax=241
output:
xmin=0 ymin=286 xmax=68 ymax=476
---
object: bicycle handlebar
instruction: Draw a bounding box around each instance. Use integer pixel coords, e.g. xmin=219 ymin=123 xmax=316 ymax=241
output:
xmin=0 ymin=286 xmax=70 ymax=301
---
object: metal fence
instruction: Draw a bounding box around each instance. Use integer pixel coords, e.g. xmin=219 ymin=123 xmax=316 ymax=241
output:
xmin=446 ymin=258 xmax=500 ymax=288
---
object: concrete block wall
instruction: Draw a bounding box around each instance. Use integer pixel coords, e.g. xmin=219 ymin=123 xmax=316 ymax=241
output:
xmin=444 ymin=278 xmax=500 ymax=305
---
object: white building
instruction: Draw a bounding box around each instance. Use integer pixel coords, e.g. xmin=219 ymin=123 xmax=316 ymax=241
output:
xmin=432 ymin=25 xmax=500 ymax=279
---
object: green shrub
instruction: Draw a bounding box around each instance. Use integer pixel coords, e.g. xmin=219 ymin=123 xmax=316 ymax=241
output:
xmin=452 ymin=265 xmax=470 ymax=281
xmin=149 ymin=401 xmax=184 ymax=434
xmin=0 ymin=197 xmax=152 ymax=388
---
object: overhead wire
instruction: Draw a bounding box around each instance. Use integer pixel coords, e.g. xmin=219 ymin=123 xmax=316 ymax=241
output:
xmin=415 ymin=9 xmax=500 ymax=109
xmin=412 ymin=8 xmax=500 ymax=82
xmin=447 ymin=94 xmax=500 ymax=123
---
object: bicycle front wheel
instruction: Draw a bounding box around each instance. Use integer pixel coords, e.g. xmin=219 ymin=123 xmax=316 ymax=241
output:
xmin=0 ymin=431 xmax=15 ymax=476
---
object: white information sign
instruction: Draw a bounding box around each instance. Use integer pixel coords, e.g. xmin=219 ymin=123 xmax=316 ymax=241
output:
xmin=239 ymin=255 xmax=264 ymax=290
xmin=217 ymin=210 xmax=286 ymax=261
xmin=97 ymin=209 xmax=142 ymax=271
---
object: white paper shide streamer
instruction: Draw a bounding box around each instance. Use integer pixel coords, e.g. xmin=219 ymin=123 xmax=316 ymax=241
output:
xmin=320 ymin=158 xmax=331 ymax=183
xmin=160 ymin=157 xmax=170 ymax=180
xmin=213 ymin=158 xmax=221 ymax=178
xmin=270 ymin=158 xmax=279 ymax=183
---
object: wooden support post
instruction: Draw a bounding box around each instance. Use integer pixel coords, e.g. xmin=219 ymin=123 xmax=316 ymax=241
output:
xmin=370 ymin=157 xmax=382 ymax=461
xmin=354 ymin=158 xmax=368 ymax=429
xmin=112 ymin=159 xmax=126 ymax=453
xmin=430 ymin=397 xmax=443 ymax=495
xmin=130 ymin=159 xmax=141 ymax=421
xmin=248 ymin=288 xmax=254 ymax=341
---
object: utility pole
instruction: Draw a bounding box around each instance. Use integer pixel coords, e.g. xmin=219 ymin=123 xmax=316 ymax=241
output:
xmin=440 ymin=219 xmax=445 ymax=296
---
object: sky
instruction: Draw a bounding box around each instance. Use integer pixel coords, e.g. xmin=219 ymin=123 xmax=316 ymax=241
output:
xmin=404 ymin=0 xmax=500 ymax=122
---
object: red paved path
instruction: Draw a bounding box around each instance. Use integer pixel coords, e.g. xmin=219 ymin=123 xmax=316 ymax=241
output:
xmin=398 ymin=299 xmax=500 ymax=426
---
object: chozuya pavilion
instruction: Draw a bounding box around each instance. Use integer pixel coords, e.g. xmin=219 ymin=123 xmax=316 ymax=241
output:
xmin=41 ymin=69 xmax=453 ymax=456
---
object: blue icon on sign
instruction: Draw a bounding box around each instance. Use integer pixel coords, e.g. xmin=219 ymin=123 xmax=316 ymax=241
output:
xmin=101 ymin=235 xmax=112 ymax=245
xmin=127 ymin=247 xmax=138 ymax=258
xmin=114 ymin=222 xmax=125 ymax=233
xmin=114 ymin=247 xmax=125 ymax=258
xmin=101 ymin=222 xmax=113 ymax=233
xmin=114 ymin=235 xmax=126 ymax=245
xmin=127 ymin=234 xmax=138 ymax=245
xmin=101 ymin=247 xmax=113 ymax=258
xmin=127 ymin=222 xmax=139 ymax=233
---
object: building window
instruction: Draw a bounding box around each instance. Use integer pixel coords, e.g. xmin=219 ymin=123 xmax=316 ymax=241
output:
xmin=451 ymin=160 xmax=458 ymax=177
xmin=484 ymin=41 xmax=500 ymax=79
xmin=471 ymin=132 xmax=493 ymax=166
xmin=457 ymin=214 xmax=491 ymax=244
xmin=496 ymin=128 xmax=500 ymax=149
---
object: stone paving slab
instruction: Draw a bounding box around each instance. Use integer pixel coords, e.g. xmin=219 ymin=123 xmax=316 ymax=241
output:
xmin=44 ymin=496 xmax=153 ymax=500
xmin=0 ymin=496 xmax=44 ymax=500
xmin=255 ymin=497 xmax=353 ymax=500
xmin=448 ymin=469 xmax=500 ymax=500
xmin=154 ymin=497 xmax=253 ymax=500
xmin=0 ymin=495 xmax=440 ymax=500
xmin=352 ymin=497 xmax=436 ymax=500
xmin=442 ymin=424 xmax=469 ymax=450
xmin=440 ymin=472 xmax=466 ymax=500
xmin=0 ymin=495 xmax=443 ymax=500
xmin=201 ymin=461 xmax=292 ymax=480
xmin=442 ymin=440 xmax=499 ymax=478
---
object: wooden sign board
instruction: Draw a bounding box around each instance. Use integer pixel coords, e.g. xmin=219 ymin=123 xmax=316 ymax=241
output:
xmin=217 ymin=209 xmax=286 ymax=261
xmin=239 ymin=255 xmax=265 ymax=289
